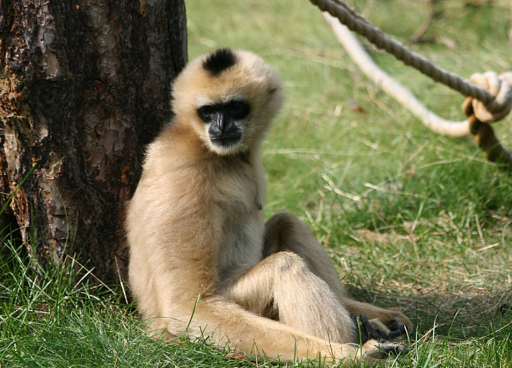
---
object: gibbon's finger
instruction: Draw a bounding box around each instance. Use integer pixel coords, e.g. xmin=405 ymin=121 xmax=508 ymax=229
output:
xmin=352 ymin=314 xmax=389 ymax=342
xmin=375 ymin=340 xmax=409 ymax=356
xmin=387 ymin=319 xmax=408 ymax=339
xmin=351 ymin=313 xmax=367 ymax=343
xmin=354 ymin=314 xmax=410 ymax=342
xmin=352 ymin=314 xmax=370 ymax=343
xmin=368 ymin=318 xmax=392 ymax=338
xmin=362 ymin=339 xmax=409 ymax=359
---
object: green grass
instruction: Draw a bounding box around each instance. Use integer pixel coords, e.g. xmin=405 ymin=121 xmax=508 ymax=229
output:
xmin=2 ymin=0 xmax=512 ymax=366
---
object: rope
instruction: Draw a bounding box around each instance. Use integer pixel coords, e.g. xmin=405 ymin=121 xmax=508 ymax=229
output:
xmin=463 ymin=98 xmax=512 ymax=170
xmin=322 ymin=13 xmax=470 ymax=137
xmin=310 ymin=0 xmax=495 ymax=104
xmin=313 ymin=0 xmax=512 ymax=171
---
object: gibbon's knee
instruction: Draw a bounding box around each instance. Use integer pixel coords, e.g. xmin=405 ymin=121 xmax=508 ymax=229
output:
xmin=224 ymin=251 xmax=312 ymax=302
xmin=271 ymin=250 xmax=309 ymax=274
xmin=223 ymin=251 xmax=317 ymax=319
xmin=263 ymin=212 xmax=342 ymax=290
xmin=263 ymin=252 xmax=356 ymax=343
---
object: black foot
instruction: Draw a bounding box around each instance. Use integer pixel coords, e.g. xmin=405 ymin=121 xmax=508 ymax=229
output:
xmin=351 ymin=314 xmax=408 ymax=344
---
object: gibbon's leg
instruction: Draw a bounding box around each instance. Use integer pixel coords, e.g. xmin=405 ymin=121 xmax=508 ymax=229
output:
xmin=134 ymin=256 xmax=403 ymax=364
xmin=218 ymin=255 xmax=408 ymax=363
xmin=222 ymin=250 xmax=356 ymax=343
xmin=263 ymin=212 xmax=413 ymax=335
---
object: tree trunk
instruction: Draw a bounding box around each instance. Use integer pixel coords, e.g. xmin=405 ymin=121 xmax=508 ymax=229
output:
xmin=0 ymin=0 xmax=187 ymax=280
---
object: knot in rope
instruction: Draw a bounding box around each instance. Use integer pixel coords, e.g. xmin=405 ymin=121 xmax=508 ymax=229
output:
xmin=465 ymin=71 xmax=512 ymax=123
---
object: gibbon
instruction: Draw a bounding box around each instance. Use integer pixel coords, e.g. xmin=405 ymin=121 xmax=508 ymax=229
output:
xmin=126 ymin=48 xmax=412 ymax=364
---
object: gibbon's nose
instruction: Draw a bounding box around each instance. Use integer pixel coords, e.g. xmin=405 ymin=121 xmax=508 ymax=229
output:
xmin=209 ymin=113 xmax=239 ymax=139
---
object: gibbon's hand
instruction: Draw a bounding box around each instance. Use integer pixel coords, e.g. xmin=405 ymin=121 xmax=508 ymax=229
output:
xmin=351 ymin=313 xmax=408 ymax=346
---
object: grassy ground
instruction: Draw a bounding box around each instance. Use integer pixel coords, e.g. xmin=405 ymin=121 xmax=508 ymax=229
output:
xmin=2 ymin=0 xmax=512 ymax=366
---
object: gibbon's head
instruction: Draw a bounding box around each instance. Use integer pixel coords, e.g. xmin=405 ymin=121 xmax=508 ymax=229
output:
xmin=172 ymin=49 xmax=284 ymax=156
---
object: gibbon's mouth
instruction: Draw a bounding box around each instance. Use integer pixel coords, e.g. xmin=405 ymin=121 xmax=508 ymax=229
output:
xmin=210 ymin=133 xmax=242 ymax=148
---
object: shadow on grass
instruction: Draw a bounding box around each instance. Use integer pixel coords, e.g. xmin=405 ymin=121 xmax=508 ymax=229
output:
xmin=346 ymin=284 xmax=512 ymax=340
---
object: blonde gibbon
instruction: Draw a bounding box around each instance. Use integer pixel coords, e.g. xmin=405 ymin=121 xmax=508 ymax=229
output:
xmin=126 ymin=48 xmax=412 ymax=365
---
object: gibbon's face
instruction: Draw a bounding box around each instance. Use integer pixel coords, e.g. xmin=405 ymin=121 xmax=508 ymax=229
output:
xmin=172 ymin=49 xmax=284 ymax=156
xmin=196 ymin=98 xmax=251 ymax=150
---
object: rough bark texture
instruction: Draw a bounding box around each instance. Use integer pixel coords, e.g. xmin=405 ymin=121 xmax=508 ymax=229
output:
xmin=0 ymin=0 xmax=187 ymax=279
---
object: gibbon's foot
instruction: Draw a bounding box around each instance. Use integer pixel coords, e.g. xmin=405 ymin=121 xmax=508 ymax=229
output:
xmin=387 ymin=318 xmax=409 ymax=339
xmin=352 ymin=314 xmax=409 ymax=344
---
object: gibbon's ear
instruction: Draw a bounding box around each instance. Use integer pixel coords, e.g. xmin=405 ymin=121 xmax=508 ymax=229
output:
xmin=170 ymin=48 xmax=285 ymax=156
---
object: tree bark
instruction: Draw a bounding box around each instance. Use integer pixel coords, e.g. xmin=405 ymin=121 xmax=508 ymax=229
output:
xmin=0 ymin=0 xmax=187 ymax=279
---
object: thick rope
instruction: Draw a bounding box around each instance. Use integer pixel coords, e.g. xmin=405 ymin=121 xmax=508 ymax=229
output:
xmin=463 ymin=98 xmax=512 ymax=170
xmin=322 ymin=13 xmax=470 ymax=137
xmin=310 ymin=0 xmax=495 ymax=104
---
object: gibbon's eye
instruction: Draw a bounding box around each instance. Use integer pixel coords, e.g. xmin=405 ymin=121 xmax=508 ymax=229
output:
xmin=228 ymin=100 xmax=250 ymax=120
xmin=198 ymin=105 xmax=215 ymax=122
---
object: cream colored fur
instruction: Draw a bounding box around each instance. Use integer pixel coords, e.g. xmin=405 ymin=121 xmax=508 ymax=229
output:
xmin=126 ymin=49 xmax=412 ymax=365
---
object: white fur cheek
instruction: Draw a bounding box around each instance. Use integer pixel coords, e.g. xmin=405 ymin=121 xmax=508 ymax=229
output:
xmin=204 ymin=124 xmax=211 ymax=141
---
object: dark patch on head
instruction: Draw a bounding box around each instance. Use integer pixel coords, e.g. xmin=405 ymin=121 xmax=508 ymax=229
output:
xmin=203 ymin=49 xmax=237 ymax=77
